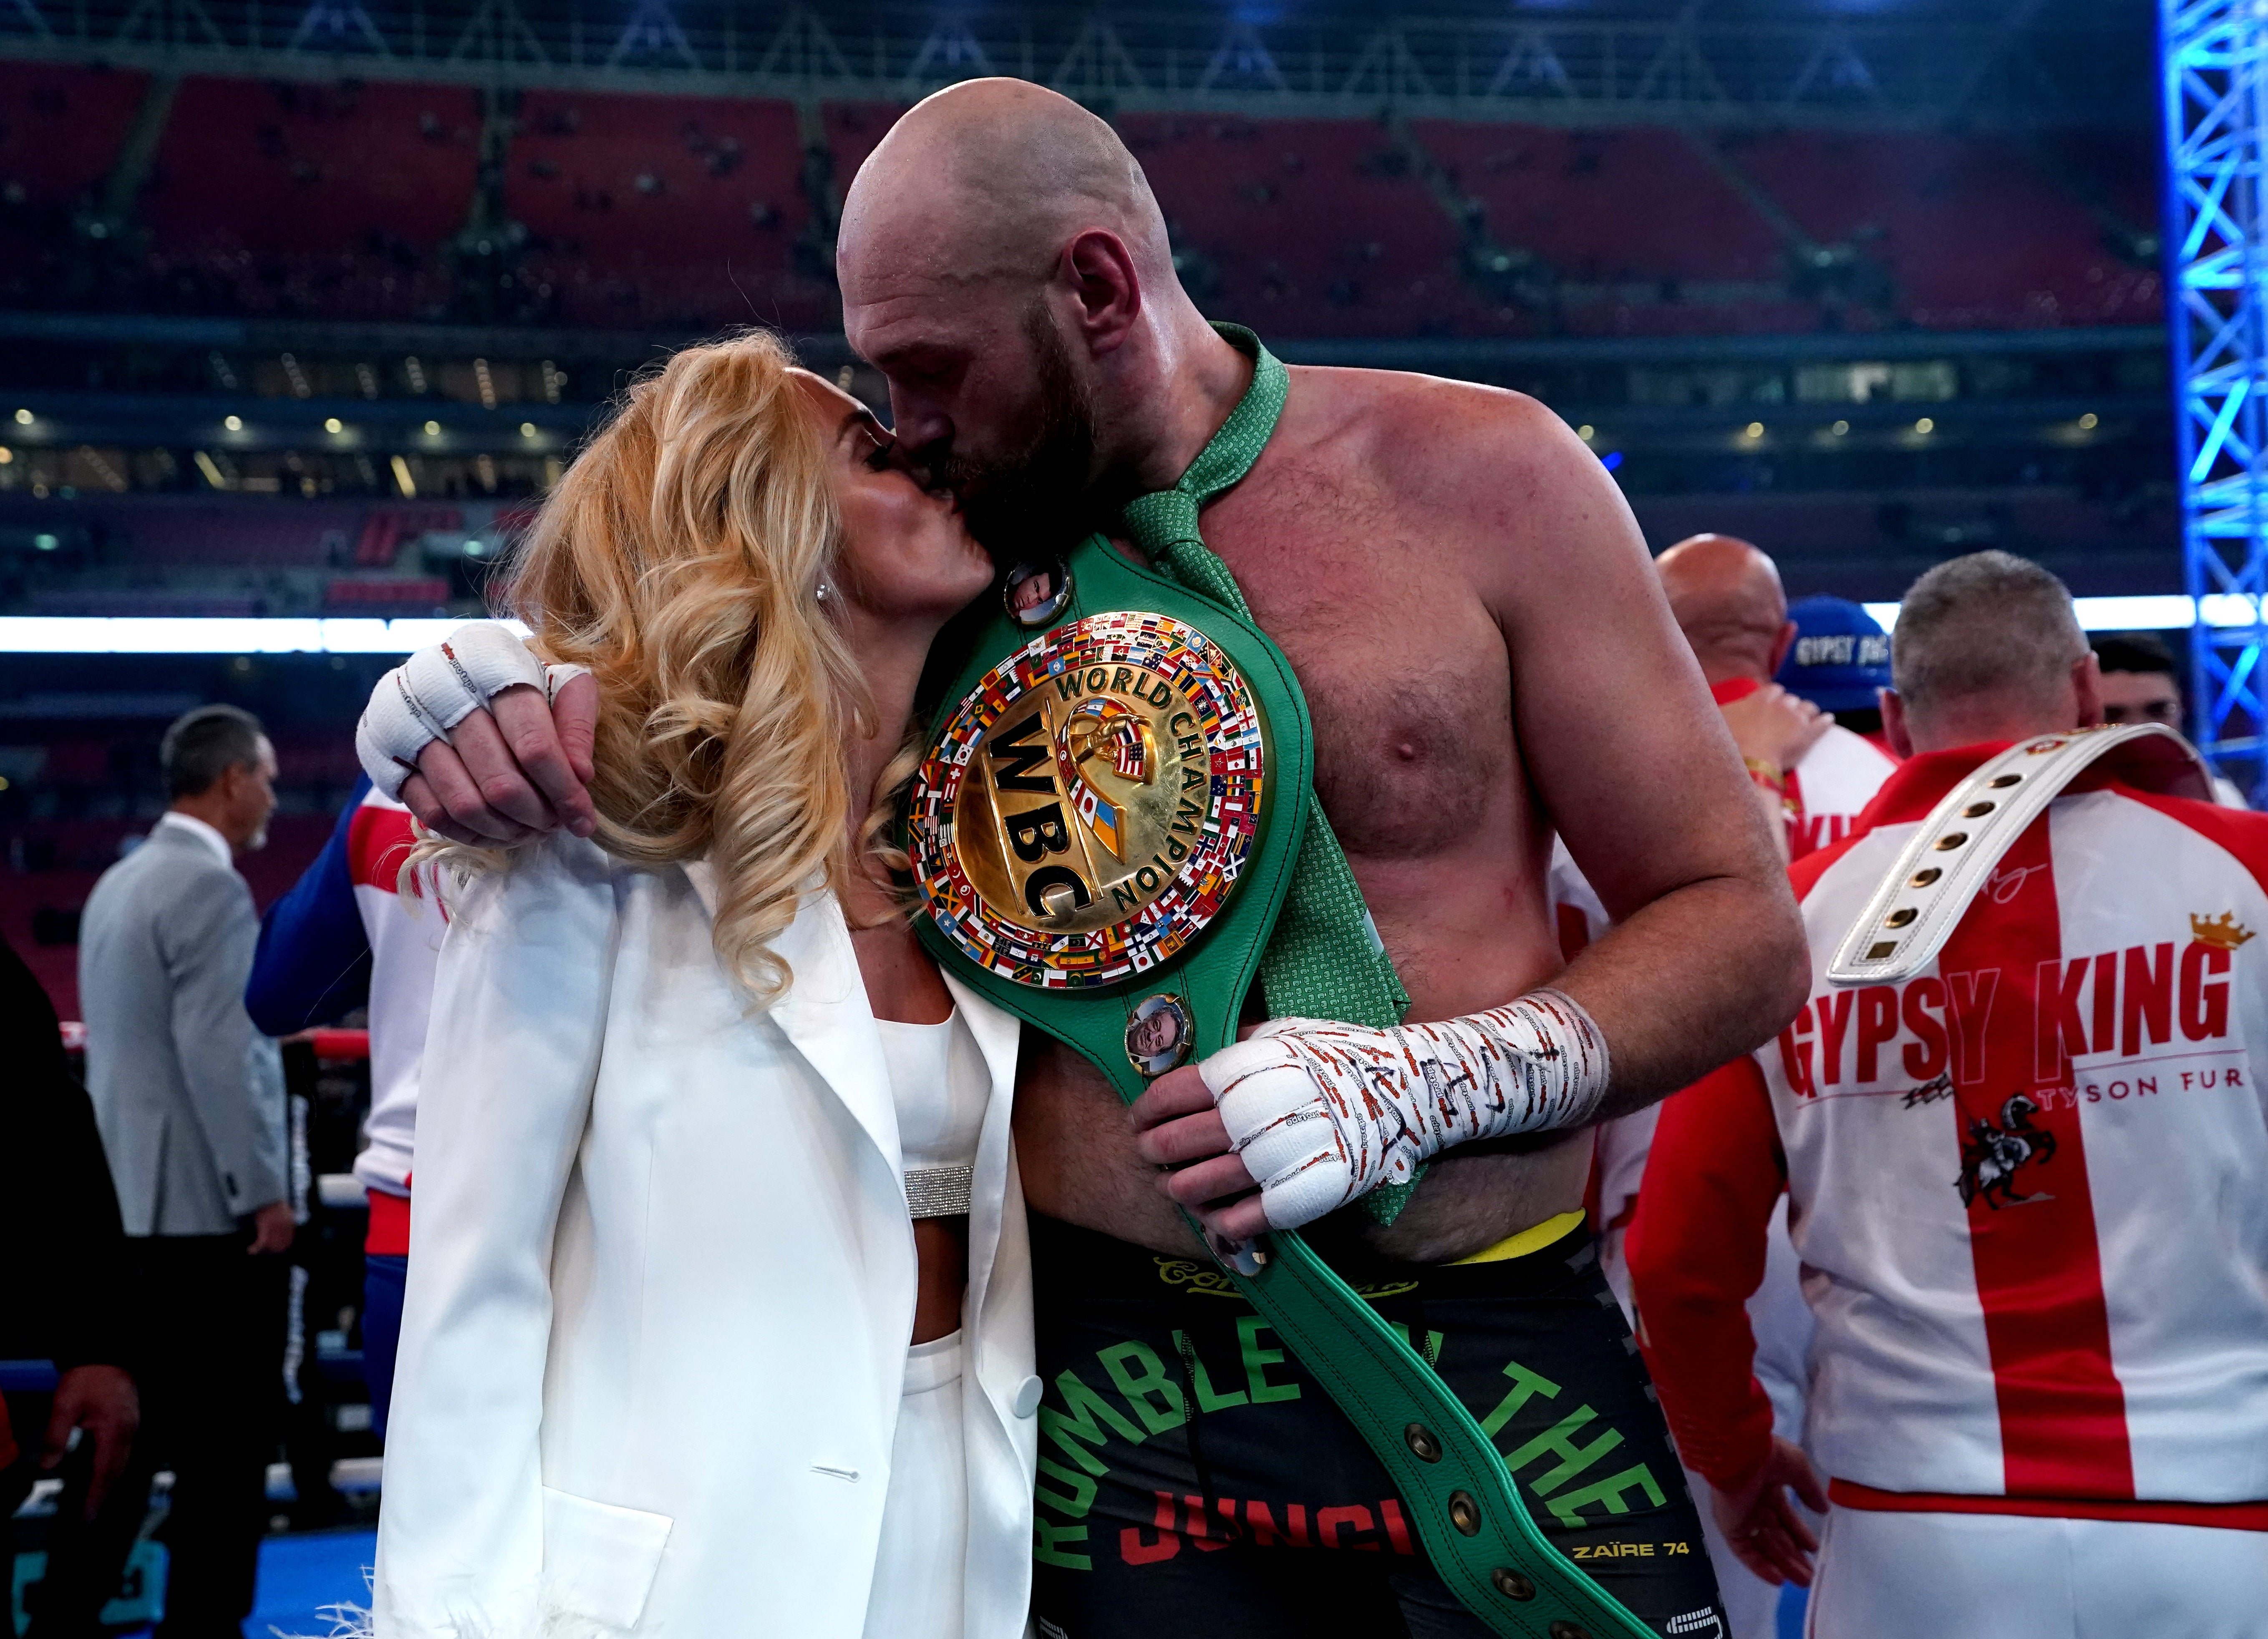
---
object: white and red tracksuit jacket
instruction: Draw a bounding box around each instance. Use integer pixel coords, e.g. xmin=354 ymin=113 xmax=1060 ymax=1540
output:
xmin=1628 ymin=742 xmax=2268 ymax=1528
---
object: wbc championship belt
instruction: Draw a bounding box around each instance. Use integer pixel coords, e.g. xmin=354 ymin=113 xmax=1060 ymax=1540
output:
xmin=910 ymin=535 xmax=1657 ymax=1639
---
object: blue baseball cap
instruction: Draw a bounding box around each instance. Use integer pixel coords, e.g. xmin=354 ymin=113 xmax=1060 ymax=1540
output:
xmin=1777 ymin=596 xmax=1892 ymax=713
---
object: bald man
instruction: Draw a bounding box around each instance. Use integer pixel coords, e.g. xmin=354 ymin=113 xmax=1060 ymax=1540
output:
xmin=1656 ymin=534 xmax=1895 ymax=864
xmin=363 ymin=81 xmax=1802 ymax=1637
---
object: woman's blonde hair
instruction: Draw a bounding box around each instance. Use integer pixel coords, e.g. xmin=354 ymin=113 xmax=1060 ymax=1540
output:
xmin=463 ymin=329 xmax=874 ymax=1003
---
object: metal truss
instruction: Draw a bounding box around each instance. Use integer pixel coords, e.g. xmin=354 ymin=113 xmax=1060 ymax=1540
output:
xmin=2164 ymin=0 xmax=2268 ymax=797
xmin=0 ymin=0 xmax=2140 ymax=130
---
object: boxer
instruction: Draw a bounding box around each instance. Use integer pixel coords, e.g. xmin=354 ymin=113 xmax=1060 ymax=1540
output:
xmin=359 ymin=80 xmax=1805 ymax=1636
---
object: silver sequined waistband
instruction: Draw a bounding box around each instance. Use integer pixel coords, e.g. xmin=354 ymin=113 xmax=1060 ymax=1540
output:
xmin=904 ymin=1163 xmax=975 ymax=1218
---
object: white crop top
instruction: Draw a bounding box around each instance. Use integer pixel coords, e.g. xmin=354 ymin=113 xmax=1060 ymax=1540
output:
xmin=876 ymin=1008 xmax=988 ymax=1217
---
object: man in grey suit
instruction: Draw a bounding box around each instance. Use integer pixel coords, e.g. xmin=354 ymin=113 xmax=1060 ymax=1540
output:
xmin=79 ymin=704 xmax=290 ymax=1639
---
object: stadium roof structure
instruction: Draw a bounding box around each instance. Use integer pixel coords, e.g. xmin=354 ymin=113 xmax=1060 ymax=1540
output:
xmin=0 ymin=0 xmax=2152 ymax=131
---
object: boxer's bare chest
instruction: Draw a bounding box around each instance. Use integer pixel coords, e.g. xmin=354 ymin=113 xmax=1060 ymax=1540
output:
xmin=1011 ymin=427 xmax=1586 ymax=1260
xmin=1202 ymin=450 xmax=1513 ymax=857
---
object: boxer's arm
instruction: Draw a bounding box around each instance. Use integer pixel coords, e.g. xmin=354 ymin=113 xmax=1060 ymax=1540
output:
xmin=355 ymin=624 xmax=600 ymax=846
xmin=1133 ymin=389 xmax=1802 ymax=1241
xmin=1464 ymin=393 xmax=1807 ymax=1115
xmin=1139 ymin=992 xmax=1611 ymax=1236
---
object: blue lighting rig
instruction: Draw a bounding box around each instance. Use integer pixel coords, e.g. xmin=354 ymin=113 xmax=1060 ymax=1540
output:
xmin=2164 ymin=0 xmax=2268 ymax=800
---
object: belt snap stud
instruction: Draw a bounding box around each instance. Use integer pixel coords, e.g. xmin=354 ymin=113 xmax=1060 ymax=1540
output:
xmin=1962 ymin=800 xmax=1996 ymax=818
xmin=1448 ymin=1490 xmax=1482 ymax=1535
xmin=1933 ymin=830 xmax=1969 ymax=851
xmin=1909 ymin=867 xmax=1941 ymax=887
xmin=1490 ymin=1568 xmax=1535 ymax=1601
xmin=1405 ymin=1422 xmax=1443 ymax=1463
xmin=1548 ymin=1624 xmax=1589 ymax=1639
xmin=1989 ymin=773 xmax=2021 ymax=787
xmin=1884 ymin=907 xmax=1917 ymax=929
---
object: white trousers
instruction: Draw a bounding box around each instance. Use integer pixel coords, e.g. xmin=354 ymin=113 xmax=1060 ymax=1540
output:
xmin=1806 ymin=1505 xmax=2268 ymax=1639
xmin=862 ymin=1331 xmax=969 ymax=1639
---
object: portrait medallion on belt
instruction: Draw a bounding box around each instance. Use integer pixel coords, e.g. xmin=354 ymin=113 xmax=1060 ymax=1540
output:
xmin=1004 ymin=557 xmax=1073 ymax=629
xmin=911 ymin=610 xmax=1268 ymax=991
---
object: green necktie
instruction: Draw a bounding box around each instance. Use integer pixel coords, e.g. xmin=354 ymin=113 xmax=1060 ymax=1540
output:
xmin=1121 ymin=325 xmax=1412 ymax=1042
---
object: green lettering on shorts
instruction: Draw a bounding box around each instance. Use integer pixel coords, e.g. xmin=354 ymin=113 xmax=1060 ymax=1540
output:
xmin=1099 ymin=1341 xmax=1187 ymax=1435
xmin=1041 ymin=1368 xmax=1146 ymax=1476
xmin=1473 ymin=1351 xmax=1665 ymax=1530
xmin=1172 ymin=1329 xmax=1251 ymax=1412
xmin=1237 ymin=1315 xmax=1301 ymax=1404
xmin=1034 ymin=1517 xmax=1092 ymax=1571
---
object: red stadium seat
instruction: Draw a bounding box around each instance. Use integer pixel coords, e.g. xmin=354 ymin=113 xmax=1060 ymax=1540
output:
xmin=1729 ymin=131 xmax=2161 ymax=330
xmin=1116 ymin=113 xmax=1472 ymax=338
xmin=507 ymin=91 xmax=832 ymax=330
xmin=0 ymin=63 xmax=148 ymax=210
xmin=141 ymin=78 xmax=481 ymax=320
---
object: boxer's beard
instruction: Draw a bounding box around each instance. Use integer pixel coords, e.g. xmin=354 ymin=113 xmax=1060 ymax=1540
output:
xmin=934 ymin=305 xmax=1102 ymax=565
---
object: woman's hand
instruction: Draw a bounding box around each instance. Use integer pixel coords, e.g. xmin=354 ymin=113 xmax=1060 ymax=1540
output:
xmin=1708 ymin=1435 xmax=1828 ymax=1586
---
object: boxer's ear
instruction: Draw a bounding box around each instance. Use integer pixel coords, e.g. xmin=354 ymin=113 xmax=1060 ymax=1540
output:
xmin=1061 ymin=228 xmax=1143 ymax=358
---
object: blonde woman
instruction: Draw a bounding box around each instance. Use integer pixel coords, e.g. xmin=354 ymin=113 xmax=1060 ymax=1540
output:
xmin=369 ymin=332 xmax=1031 ymax=1639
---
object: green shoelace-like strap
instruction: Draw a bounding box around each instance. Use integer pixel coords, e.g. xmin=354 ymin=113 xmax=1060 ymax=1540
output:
xmin=1120 ymin=325 xmax=1411 ymax=1041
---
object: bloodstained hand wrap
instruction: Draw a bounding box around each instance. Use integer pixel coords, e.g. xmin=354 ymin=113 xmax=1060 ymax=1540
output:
xmin=1198 ymin=989 xmax=1613 ymax=1232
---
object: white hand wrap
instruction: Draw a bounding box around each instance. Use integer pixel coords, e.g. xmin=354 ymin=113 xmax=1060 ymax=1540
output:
xmin=1198 ymin=989 xmax=1612 ymax=1232
xmin=353 ymin=623 xmax=589 ymax=799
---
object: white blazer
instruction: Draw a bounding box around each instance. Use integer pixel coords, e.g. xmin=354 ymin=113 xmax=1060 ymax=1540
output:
xmin=373 ymin=834 xmax=1036 ymax=1639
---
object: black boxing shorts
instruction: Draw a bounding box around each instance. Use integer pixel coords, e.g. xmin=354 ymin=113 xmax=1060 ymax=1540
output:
xmin=1026 ymin=1211 xmax=1729 ymax=1639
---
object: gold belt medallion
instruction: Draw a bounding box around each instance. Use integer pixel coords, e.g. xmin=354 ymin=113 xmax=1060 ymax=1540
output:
xmin=910 ymin=610 xmax=1268 ymax=990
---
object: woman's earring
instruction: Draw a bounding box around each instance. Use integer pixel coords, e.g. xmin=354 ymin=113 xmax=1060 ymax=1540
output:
xmin=814 ymin=578 xmax=834 ymax=605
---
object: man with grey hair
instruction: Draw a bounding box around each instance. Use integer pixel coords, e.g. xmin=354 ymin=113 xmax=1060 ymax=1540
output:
xmin=80 ymin=703 xmax=290 ymax=1639
xmin=1877 ymin=549 xmax=2097 ymax=752
xmin=1629 ymin=550 xmax=2268 ymax=1637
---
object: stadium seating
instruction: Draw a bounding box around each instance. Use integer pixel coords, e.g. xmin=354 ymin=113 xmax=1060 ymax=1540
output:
xmin=1118 ymin=113 xmax=1472 ymax=338
xmin=45 ymin=497 xmax=379 ymax=566
xmin=323 ymin=576 xmax=450 ymax=614
xmin=353 ymin=507 xmax=463 ymax=567
xmin=0 ymin=60 xmax=2171 ymax=337
xmin=1727 ymin=131 xmax=2162 ymax=330
xmin=0 ymin=63 xmax=149 ymax=213
xmin=140 ymin=78 xmax=481 ymax=319
xmin=0 ymin=63 xmax=152 ymax=310
xmin=507 ymin=91 xmax=833 ymax=330
xmin=824 ymin=102 xmax=903 ymax=190
xmin=1412 ymin=121 xmax=1823 ymax=337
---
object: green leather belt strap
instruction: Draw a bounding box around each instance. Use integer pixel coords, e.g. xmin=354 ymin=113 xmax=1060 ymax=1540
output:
xmin=908 ymin=332 xmax=1655 ymax=1639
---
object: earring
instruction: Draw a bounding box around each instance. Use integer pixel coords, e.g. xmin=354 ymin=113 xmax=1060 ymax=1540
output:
xmin=815 ymin=579 xmax=834 ymax=604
